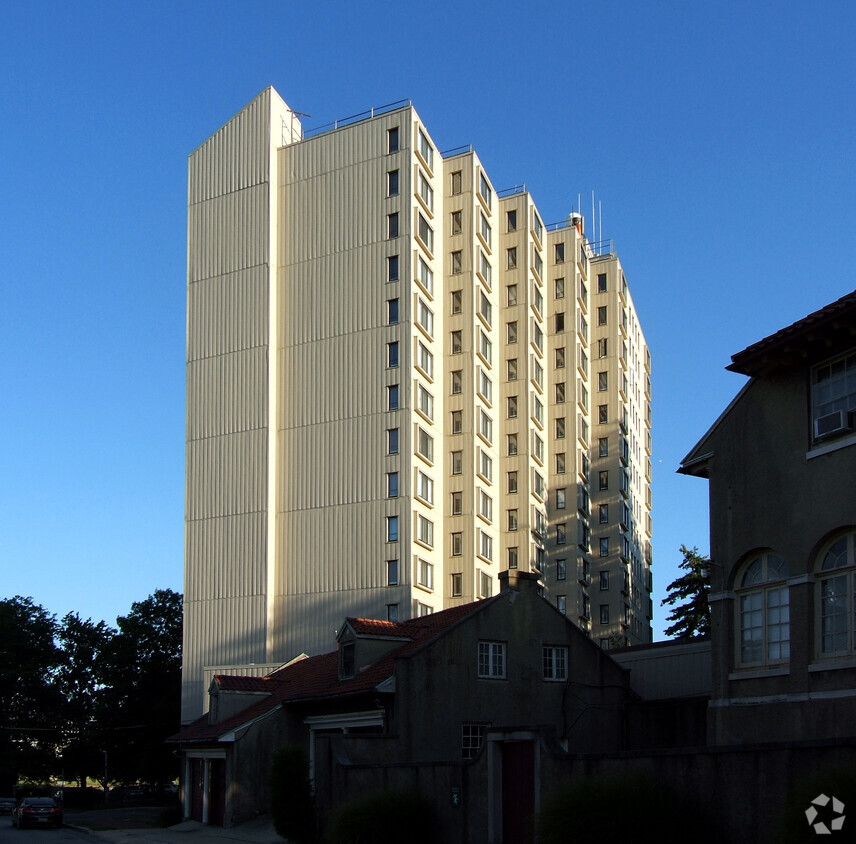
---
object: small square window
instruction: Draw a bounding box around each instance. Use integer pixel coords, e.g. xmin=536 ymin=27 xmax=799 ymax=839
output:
xmin=451 ymin=450 xmax=462 ymax=474
xmin=507 ymin=210 xmax=517 ymax=232
xmin=507 ymin=471 xmax=518 ymax=494
xmin=387 ymin=213 xmax=399 ymax=239
xmin=387 ymin=515 xmax=399 ymax=543
xmin=556 ymin=312 xmax=565 ymax=333
xmin=451 ymin=410 xmax=462 ymax=434
xmin=387 ymin=341 xmax=399 ymax=368
xmin=508 ymin=546 xmax=519 ymax=569
xmin=556 ymin=523 xmax=567 ymax=545
xmin=451 ymin=330 xmax=462 ymax=355
xmin=451 ymin=170 xmax=462 ymax=195
xmin=556 ymin=383 xmax=566 ymax=403
xmin=387 ymin=255 xmax=399 ymax=282
xmin=451 ymin=289 xmax=462 ymax=314
xmin=598 ymin=371 xmax=608 ymax=392
xmin=543 ymin=645 xmax=568 ymax=680
xmin=599 ymin=437 xmax=609 ymax=457
xmin=451 ymin=370 xmax=462 ymax=394
xmin=387 ymin=603 xmax=399 ymax=622
xmin=507 ymin=284 xmax=518 ymax=306
xmin=477 ymin=641 xmax=505 ymax=678
xmin=507 ymin=396 xmax=518 ymax=419
xmin=556 ymin=347 xmax=566 ymax=368
xmin=600 ymin=571 xmax=609 ymax=590
xmin=387 ymin=385 xmax=399 ymax=410
xmin=556 ymin=487 xmax=566 ymax=509
xmin=598 ymin=305 xmax=608 ymax=326
xmin=556 ymin=595 xmax=567 ymax=615
xmin=507 ymin=247 xmax=517 ymax=269
xmin=388 ymin=298 xmax=399 ymax=325
xmin=599 ymin=470 xmax=608 ymax=490
xmin=387 ymin=428 xmax=399 ymax=454
xmin=600 ymin=604 xmax=609 ymax=624
xmin=600 ymin=504 xmax=609 ymax=524
xmin=598 ymin=404 xmax=608 ymax=424
xmin=508 ymin=509 xmax=518 ymax=531
xmin=387 ymin=170 xmax=399 ymax=196
xmin=451 ymin=250 xmax=462 ymax=274
xmin=451 ymin=210 xmax=462 ymax=235
xmin=555 ymin=243 xmax=565 ymax=263
xmin=600 ymin=538 xmax=609 ymax=557
xmin=387 ymin=559 xmax=399 ymax=585
xmin=387 ymin=127 xmax=399 ymax=154
xmin=555 ymin=278 xmax=565 ymax=299
xmin=556 ymin=453 xmax=566 ymax=474
xmin=507 ymin=321 xmax=518 ymax=344
xmin=451 ymin=491 xmax=463 ymax=515
xmin=507 ymin=433 xmax=518 ymax=456
xmin=557 ymin=558 xmax=567 ymax=580
xmin=556 ymin=417 xmax=566 ymax=439
xmin=451 ymin=572 xmax=463 ymax=596
xmin=597 ymin=272 xmax=607 ymax=292
xmin=387 ymin=472 xmax=398 ymax=498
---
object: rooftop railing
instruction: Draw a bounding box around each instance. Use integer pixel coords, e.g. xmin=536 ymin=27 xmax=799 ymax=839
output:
xmin=303 ymin=99 xmax=412 ymax=138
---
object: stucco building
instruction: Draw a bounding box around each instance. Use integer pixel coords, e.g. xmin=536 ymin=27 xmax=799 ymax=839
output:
xmin=183 ymin=86 xmax=653 ymax=722
xmin=679 ymin=288 xmax=856 ymax=746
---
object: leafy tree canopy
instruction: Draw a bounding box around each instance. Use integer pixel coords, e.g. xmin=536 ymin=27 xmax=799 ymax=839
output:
xmin=660 ymin=545 xmax=711 ymax=639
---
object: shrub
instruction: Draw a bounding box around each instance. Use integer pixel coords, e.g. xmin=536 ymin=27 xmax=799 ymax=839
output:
xmin=327 ymin=790 xmax=436 ymax=844
xmin=269 ymin=745 xmax=316 ymax=843
xmin=537 ymin=772 xmax=718 ymax=844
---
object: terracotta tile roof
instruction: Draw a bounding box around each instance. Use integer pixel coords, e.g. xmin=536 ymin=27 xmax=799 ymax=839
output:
xmin=172 ymin=598 xmax=494 ymax=745
xmin=727 ymin=289 xmax=856 ymax=376
xmin=213 ymin=675 xmax=272 ymax=692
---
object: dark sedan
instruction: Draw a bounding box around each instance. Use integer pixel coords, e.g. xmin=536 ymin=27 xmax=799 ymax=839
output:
xmin=12 ymin=797 xmax=63 ymax=829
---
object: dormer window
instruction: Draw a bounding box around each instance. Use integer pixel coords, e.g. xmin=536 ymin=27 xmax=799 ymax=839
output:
xmin=340 ymin=641 xmax=355 ymax=678
xmin=811 ymin=350 xmax=856 ymax=442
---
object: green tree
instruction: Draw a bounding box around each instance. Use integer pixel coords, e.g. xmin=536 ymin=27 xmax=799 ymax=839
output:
xmin=101 ymin=589 xmax=182 ymax=786
xmin=0 ymin=597 xmax=64 ymax=791
xmin=660 ymin=545 xmax=711 ymax=639
xmin=55 ymin=613 xmax=116 ymax=787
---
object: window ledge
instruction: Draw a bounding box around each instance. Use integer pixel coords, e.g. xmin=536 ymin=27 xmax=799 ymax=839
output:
xmin=807 ymin=432 xmax=856 ymax=459
xmin=728 ymin=667 xmax=789 ymax=681
xmin=809 ymin=658 xmax=856 ymax=672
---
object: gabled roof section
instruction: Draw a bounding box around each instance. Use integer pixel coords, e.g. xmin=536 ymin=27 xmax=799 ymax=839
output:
xmin=212 ymin=675 xmax=271 ymax=692
xmin=727 ymin=289 xmax=856 ymax=377
xmin=172 ymin=598 xmax=495 ymax=746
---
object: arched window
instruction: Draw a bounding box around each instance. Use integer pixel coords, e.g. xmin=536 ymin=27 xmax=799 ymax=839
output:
xmin=737 ymin=553 xmax=789 ymax=666
xmin=817 ymin=531 xmax=856 ymax=656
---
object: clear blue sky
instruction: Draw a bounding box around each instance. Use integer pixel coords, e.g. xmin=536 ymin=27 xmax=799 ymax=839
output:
xmin=2 ymin=1 xmax=855 ymax=637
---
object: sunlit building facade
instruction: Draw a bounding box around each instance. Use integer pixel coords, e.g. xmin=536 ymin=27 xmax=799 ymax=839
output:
xmin=182 ymin=87 xmax=652 ymax=721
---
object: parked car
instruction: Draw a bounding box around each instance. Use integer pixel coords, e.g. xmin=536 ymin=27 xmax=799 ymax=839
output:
xmin=0 ymin=797 xmax=16 ymax=815
xmin=12 ymin=797 xmax=63 ymax=829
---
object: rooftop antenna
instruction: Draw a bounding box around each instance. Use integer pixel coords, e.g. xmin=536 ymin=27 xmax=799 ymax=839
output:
xmin=591 ymin=191 xmax=596 ymax=246
xmin=599 ymin=200 xmax=603 ymax=250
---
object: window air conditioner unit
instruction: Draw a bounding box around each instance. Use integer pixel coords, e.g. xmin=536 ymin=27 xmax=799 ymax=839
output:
xmin=814 ymin=409 xmax=853 ymax=439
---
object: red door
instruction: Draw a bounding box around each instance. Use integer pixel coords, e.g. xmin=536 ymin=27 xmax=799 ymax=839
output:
xmin=501 ymin=740 xmax=535 ymax=844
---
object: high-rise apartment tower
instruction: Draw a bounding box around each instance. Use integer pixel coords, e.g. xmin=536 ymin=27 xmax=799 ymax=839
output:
xmin=182 ymin=87 xmax=653 ymax=721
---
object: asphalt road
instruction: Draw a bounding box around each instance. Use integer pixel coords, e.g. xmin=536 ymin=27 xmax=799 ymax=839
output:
xmin=0 ymin=818 xmax=90 ymax=842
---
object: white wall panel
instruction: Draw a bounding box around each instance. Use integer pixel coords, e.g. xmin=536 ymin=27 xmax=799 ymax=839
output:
xmin=187 ymin=267 xmax=269 ymax=361
xmin=186 ymin=429 xmax=267 ymax=520
xmin=186 ymin=348 xmax=267 ymax=439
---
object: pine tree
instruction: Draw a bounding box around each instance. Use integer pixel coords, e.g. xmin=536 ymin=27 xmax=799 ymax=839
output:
xmin=660 ymin=545 xmax=711 ymax=639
